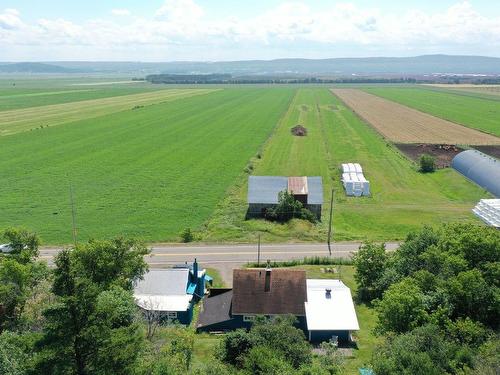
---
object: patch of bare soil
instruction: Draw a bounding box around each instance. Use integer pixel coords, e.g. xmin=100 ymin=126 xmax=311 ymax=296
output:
xmin=473 ymin=146 xmax=500 ymax=159
xmin=291 ymin=125 xmax=308 ymax=136
xmin=395 ymin=143 xmax=464 ymax=168
xmin=331 ymin=88 xmax=500 ymax=145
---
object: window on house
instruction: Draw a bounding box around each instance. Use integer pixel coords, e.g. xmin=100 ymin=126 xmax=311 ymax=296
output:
xmin=243 ymin=315 xmax=255 ymax=322
xmin=166 ymin=311 xmax=178 ymax=320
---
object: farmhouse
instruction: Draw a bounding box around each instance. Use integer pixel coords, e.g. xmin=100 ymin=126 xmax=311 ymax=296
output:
xmin=247 ymin=176 xmax=323 ymax=219
xmin=197 ymin=268 xmax=359 ymax=343
xmin=134 ymin=259 xmax=209 ymax=325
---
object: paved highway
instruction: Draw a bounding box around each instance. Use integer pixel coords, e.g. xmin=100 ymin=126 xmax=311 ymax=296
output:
xmin=39 ymin=242 xmax=400 ymax=285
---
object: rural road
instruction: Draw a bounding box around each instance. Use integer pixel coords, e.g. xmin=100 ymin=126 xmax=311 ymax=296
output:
xmin=39 ymin=242 xmax=400 ymax=286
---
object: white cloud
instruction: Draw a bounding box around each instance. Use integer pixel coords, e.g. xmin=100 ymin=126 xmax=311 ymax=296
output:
xmin=1 ymin=1 xmax=500 ymax=60
xmin=0 ymin=8 xmax=23 ymax=30
xmin=111 ymin=8 xmax=131 ymax=17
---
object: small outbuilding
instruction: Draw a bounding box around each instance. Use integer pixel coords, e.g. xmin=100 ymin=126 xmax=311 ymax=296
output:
xmin=451 ymin=150 xmax=500 ymax=197
xmin=134 ymin=259 xmax=208 ymax=325
xmin=247 ymin=176 xmax=323 ymax=219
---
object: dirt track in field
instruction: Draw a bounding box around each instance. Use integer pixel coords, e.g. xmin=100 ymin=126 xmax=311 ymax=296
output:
xmin=331 ymin=89 xmax=500 ymax=145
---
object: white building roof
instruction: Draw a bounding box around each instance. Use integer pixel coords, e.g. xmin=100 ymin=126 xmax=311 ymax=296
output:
xmin=134 ymin=269 xmax=189 ymax=295
xmin=135 ymin=294 xmax=193 ymax=312
xmin=305 ymin=279 xmax=360 ymax=331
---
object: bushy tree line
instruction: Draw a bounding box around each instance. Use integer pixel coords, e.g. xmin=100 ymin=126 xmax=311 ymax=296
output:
xmin=209 ymin=316 xmax=343 ymax=375
xmin=353 ymin=223 xmax=500 ymax=374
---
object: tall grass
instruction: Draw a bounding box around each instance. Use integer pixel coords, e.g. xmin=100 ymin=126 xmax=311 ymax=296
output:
xmin=247 ymin=256 xmax=353 ymax=268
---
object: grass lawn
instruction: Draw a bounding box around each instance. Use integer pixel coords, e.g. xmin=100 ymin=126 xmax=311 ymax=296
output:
xmin=364 ymin=86 xmax=500 ymax=137
xmin=0 ymin=88 xmax=294 ymax=244
xmin=205 ymin=267 xmax=226 ymax=288
xmin=203 ymin=88 xmax=488 ymax=243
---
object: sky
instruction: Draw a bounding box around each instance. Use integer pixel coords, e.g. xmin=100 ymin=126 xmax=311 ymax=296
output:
xmin=0 ymin=0 xmax=499 ymax=61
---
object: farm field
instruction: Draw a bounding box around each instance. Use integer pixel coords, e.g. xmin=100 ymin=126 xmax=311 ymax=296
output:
xmin=0 ymin=88 xmax=217 ymax=136
xmin=0 ymin=88 xmax=294 ymax=244
xmin=364 ymin=86 xmax=500 ymax=137
xmin=202 ymin=88 xmax=488 ymax=243
xmin=331 ymin=88 xmax=500 ymax=144
xmin=0 ymin=86 xmax=163 ymax=111
xmin=425 ymin=84 xmax=500 ymax=98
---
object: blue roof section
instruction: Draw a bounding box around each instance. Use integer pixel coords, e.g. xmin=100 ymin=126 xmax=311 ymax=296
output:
xmin=248 ymin=176 xmax=287 ymax=204
xmin=451 ymin=150 xmax=500 ymax=198
xmin=248 ymin=176 xmax=323 ymax=205
xmin=307 ymin=176 xmax=323 ymax=204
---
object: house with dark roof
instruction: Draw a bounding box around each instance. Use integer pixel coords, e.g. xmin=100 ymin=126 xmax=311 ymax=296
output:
xmin=197 ymin=267 xmax=359 ymax=343
xmin=134 ymin=259 xmax=210 ymax=325
xmin=197 ymin=268 xmax=308 ymax=332
xmin=247 ymin=176 xmax=323 ymax=219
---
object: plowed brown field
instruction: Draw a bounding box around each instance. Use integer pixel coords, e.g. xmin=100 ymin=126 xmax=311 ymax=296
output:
xmin=331 ymin=89 xmax=500 ymax=145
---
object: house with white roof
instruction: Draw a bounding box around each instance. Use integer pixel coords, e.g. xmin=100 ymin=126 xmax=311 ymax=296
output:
xmin=134 ymin=259 xmax=210 ymax=325
xmin=305 ymin=279 xmax=360 ymax=342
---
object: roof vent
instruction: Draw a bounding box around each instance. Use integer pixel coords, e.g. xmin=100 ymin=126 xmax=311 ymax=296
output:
xmin=325 ymin=288 xmax=332 ymax=299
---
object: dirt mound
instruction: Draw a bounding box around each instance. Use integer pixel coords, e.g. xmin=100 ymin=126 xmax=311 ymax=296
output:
xmin=291 ymin=125 xmax=308 ymax=136
xmin=395 ymin=143 xmax=464 ymax=168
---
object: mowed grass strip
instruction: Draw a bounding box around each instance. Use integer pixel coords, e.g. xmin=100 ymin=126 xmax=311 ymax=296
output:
xmin=0 ymin=88 xmax=294 ymax=244
xmin=0 ymin=88 xmax=217 ymax=136
xmin=332 ymin=88 xmax=500 ymax=145
xmin=203 ymin=88 xmax=488 ymax=242
xmin=0 ymin=86 xmax=161 ymax=111
xmin=364 ymin=86 xmax=500 ymax=137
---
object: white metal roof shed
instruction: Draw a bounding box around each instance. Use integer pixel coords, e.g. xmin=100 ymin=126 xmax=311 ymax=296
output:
xmin=305 ymin=279 xmax=359 ymax=331
xmin=134 ymin=269 xmax=189 ymax=296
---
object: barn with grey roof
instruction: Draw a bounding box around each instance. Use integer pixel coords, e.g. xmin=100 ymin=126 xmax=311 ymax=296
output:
xmin=247 ymin=176 xmax=323 ymax=219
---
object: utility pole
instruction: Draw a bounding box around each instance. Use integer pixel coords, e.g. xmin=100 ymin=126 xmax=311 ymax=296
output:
xmin=327 ymin=188 xmax=334 ymax=256
xmin=69 ymin=183 xmax=77 ymax=246
xmin=257 ymin=234 xmax=261 ymax=266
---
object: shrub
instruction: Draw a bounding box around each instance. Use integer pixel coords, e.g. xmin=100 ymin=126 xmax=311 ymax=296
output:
xmin=180 ymin=228 xmax=194 ymax=243
xmin=419 ymin=154 xmax=436 ymax=173
xmin=264 ymin=190 xmax=316 ymax=223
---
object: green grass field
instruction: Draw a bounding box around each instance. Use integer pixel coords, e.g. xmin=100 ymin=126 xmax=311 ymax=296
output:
xmin=0 ymin=88 xmax=294 ymax=244
xmin=0 ymin=86 xmax=164 ymax=111
xmin=203 ymin=88 xmax=488 ymax=242
xmin=364 ymin=86 xmax=500 ymax=137
xmin=0 ymin=88 xmax=218 ymax=136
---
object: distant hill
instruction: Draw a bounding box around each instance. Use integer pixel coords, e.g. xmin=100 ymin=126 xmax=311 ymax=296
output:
xmin=1 ymin=55 xmax=500 ymax=76
xmin=0 ymin=62 xmax=81 ymax=73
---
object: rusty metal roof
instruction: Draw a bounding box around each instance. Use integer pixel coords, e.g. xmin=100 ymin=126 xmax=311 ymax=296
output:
xmin=232 ymin=269 xmax=307 ymax=316
xmin=288 ymin=176 xmax=308 ymax=195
